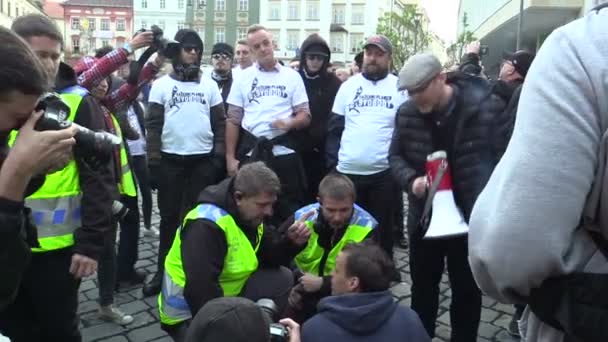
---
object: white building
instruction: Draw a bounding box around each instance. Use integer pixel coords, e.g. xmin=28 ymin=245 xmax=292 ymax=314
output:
xmin=133 ymin=0 xmax=186 ymax=42
xmin=0 ymin=0 xmax=45 ymax=28
xmin=260 ymin=0 xmax=396 ymax=64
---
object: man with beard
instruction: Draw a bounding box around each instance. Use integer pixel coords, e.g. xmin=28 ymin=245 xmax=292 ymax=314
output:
xmin=157 ymin=162 xmax=310 ymax=341
xmin=210 ymin=42 xmax=235 ymax=108
xmin=326 ymin=35 xmax=407 ymax=257
xmin=294 ymin=34 xmax=341 ymax=202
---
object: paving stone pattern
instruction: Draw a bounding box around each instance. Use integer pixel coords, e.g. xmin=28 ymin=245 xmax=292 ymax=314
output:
xmin=80 ymin=196 xmax=521 ymax=342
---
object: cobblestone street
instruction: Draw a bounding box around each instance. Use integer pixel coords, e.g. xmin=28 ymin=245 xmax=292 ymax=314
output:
xmin=79 ymin=200 xmax=521 ymax=342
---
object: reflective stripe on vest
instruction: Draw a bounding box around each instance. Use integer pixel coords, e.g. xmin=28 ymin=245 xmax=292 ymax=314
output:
xmin=159 ymin=203 xmax=263 ymax=325
xmin=8 ymin=92 xmax=84 ymax=252
xmin=294 ymin=203 xmax=377 ymax=276
xmin=110 ymin=114 xmax=137 ymax=197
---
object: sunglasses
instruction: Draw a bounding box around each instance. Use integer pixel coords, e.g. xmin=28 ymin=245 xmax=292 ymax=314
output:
xmin=183 ymin=46 xmax=201 ymax=53
xmin=212 ymin=53 xmax=232 ymax=61
xmin=306 ymin=54 xmax=327 ymax=61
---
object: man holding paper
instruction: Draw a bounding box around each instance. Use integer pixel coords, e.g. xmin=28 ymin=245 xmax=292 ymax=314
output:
xmin=388 ymin=53 xmax=511 ymax=342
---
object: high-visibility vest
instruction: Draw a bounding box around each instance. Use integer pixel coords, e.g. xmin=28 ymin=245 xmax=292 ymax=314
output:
xmin=294 ymin=203 xmax=377 ymax=276
xmin=110 ymin=114 xmax=136 ymax=197
xmin=158 ymin=203 xmax=263 ymax=325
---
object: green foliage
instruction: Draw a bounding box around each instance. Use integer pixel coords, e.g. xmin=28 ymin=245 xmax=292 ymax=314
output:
xmin=446 ymin=12 xmax=477 ymax=66
xmin=376 ymin=4 xmax=432 ymax=70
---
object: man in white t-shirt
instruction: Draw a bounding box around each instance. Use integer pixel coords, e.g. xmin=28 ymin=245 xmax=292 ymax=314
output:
xmin=143 ymin=29 xmax=226 ymax=298
xmin=232 ymin=40 xmax=253 ymax=80
xmin=226 ymin=24 xmax=311 ymax=225
xmin=326 ymin=35 xmax=407 ymax=257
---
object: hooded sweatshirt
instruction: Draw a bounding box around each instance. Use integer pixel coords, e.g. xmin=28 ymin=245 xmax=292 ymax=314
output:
xmin=177 ymin=178 xmax=302 ymax=317
xmin=302 ymin=291 xmax=430 ymax=342
xmin=294 ymin=34 xmax=341 ymax=153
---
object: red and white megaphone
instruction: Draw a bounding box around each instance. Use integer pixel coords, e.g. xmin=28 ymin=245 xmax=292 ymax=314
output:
xmin=424 ymin=151 xmax=469 ymax=239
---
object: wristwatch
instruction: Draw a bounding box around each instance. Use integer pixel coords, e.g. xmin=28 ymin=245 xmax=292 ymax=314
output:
xmin=122 ymin=42 xmax=134 ymax=55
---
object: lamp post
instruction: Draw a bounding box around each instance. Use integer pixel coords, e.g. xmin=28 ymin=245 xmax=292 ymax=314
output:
xmin=516 ymin=0 xmax=524 ymax=50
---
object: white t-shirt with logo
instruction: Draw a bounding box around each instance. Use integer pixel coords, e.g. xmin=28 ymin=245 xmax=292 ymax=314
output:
xmin=149 ymin=75 xmax=223 ymax=155
xmin=333 ymin=73 xmax=408 ymax=175
xmin=227 ymin=64 xmax=309 ymax=156
xmin=126 ymin=104 xmax=146 ymax=156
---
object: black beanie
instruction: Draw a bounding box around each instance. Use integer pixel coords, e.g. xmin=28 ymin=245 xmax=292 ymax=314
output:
xmin=212 ymin=42 xmax=235 ymax=57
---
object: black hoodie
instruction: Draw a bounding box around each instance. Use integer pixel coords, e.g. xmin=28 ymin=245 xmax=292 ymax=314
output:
xmin=295 ymin=34 xmax=342 ymax=153
xmin=178 ymin=178 xmax=302 ymax=318
xmin=54 ymin=62 xmax=116 ymax=260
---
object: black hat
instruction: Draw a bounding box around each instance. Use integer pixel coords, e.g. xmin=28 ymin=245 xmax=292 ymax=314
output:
xmin=212 ymin=42 xmax=235 ymax=57
xmin=502 ymin=50 xmax=535 ymax=78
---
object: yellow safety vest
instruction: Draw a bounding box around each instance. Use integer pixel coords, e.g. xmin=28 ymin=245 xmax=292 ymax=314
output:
xmin=110 ymin=114 xmax=136 ymax=197
xmin=294 ymin=203 xmax=377 ymax=276
xmin=159 ymin=203 xmax=263 ymax=325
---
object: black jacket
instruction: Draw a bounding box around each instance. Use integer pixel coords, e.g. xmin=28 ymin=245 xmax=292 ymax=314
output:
xmin=294 ymin=34 xmax=342 ymax=154
xmin=55 ymin=62 xmax=115 ymax=260
xmin=389 ymin=72 xmax=511 ymax=222
xmin=179 ymin=178 xmax=301 ymax=318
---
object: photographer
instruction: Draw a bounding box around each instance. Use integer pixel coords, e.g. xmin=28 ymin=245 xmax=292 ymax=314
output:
xmin=0 ymin=27 xmax=76 ymax=313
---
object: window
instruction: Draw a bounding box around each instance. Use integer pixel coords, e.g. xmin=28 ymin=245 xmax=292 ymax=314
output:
xmin=287 ymin=1 xmax=299 ymax=20
xmin=141 ymin=20 xmax=147 ymax=29
xmin=158 ymin=20 xmax=165 ymax=30
xmin=238 ymin=0 xmax=248 ymax=11
xmin=215 ymin=27 xmax=225 ymax=43
xmin=330 ymin=34 xmax=343 ymax=53
xmin=86 ymin=18 xmax=95 ymax=30
xmin=178 ymin=0 xmax=184 ymax=9
xmin=101 ymin=39 xmax=111 ymax=47
xmin=141 ymin=0 xmax=147 ymax=9
xmin=89 ymin=37 xmax=96 ymax=50
xmin=116 ymin=18 xmax=126 ymax=31
xmin=306 ymin=1 xmax=319 ymax=20
xmin=71 ymin=17 xmax=80 ymax=30
xmin=100 ymin=18 xmax=110 ymax=31
xmin=332 ymin=5 xmax=345 ymax=24
xmin=350 ymin=33 xmax=364 ymax=53
xmin=215 ymin=0 xmax=225 ymax=11
xmin=351 ymin=5 xmax=364 ymax=25
xmin=237 ymin=27 xmax=247 ymax=41
xmin=268 ymin=2 xmax=280 ymax=20
xmin=287 ymin=30 xmax=299 ymax=50
xmin=160 ymin=0 xmax=166 ymax=9
xmin=72 ymin=37 xmax=80 ymax=53
xmin=177 ymin=21 xmax=185 ymax=30
xmin=197 ymin=27 xmax=205 ymax=38
xmin=269 ymin=29 xmax=280 ymax=50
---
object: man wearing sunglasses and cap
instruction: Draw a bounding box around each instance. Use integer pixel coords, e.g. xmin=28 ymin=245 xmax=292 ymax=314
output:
xmin=389 ymin=53 xmax=512 ymax=341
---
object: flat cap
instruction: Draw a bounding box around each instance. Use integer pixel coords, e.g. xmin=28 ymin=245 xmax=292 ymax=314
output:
xmin=398 ymin=53 xmax=442 ymax=91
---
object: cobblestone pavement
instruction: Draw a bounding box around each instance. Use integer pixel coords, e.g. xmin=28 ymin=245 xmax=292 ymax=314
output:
xmin=79 ymin=200 xmax=521 ymax=342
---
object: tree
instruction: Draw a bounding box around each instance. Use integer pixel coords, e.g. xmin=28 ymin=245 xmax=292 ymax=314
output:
xmin=377 ymin=4 xmax=432 ymax=71
xmin=446 ymin=12 xmax=477 ymax=67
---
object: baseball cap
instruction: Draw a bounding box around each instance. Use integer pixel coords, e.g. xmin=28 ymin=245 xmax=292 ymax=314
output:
xmin=398 ymin=53 xmax=442 ymax=92
xmin=363 ymin=35 xmax=393 ymax=55
xmin=502 ymin=50 xmax=535 ymax=78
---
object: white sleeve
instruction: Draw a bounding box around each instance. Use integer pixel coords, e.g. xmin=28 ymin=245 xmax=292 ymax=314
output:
xmin=331 ymin=82 xmax=347 ymax=116
xmin=148 ymin=77 xmax=166 ymax=105
xmin=208 ymin=81 xmax=223 ymax=107
xmin=226 ymin=76 xmax=244 ymax=107
xmin=291 ymin=72 xmax=309 ymax=107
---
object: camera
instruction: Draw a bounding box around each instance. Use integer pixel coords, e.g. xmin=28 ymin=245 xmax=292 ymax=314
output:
xmin=34 ymin=93 xmax=121 ymax=158
xmin=480 ymin=45 xmax=489 ymax=56
xmin=112 ymin=200 xmax=129 ymax=221
xmin=149 ymin=25 xmax=181 ymax=59
xmin=256 ymin=299 xmax=290 ymax=342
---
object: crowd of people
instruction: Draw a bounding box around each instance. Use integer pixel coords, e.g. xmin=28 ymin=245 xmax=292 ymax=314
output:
xmin=2 ymin=3 xmax=608 ymax=342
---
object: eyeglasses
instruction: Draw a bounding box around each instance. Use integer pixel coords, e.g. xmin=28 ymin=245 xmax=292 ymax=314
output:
xmin=183 ymin=46 xmax=201 ymax=53
xmin=212 ymin=53 xmax=232 ymax=61
xmin=306 ymin=54 xmax=327 ymax=61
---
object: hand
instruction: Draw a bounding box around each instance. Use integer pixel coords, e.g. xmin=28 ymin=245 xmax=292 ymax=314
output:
xmin=130 ymin=31 xmax=154 ymax=50
xmin=270 ymin=118 xmax=293 ymax=131
xmin=299 ymin=273 xmax=323 ymax=293
xmin=287 ymin=210 xmax=314 ymax=246
xmin=411 ymin=176 xmax=428 ymax=198
xmin=226 ymin=157 xmax=240 ymax=177
xmin=466 ymin=41 xmax=481 ymax=55
xmin=69 ymin=253 xmax=98 ymax=278
xmin=279 ymin=318 xmax=301 ymax=342
xmin=7 ymin=111 xmax=76 ymax=178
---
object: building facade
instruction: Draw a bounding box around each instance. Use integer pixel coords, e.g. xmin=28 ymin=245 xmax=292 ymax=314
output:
xmin=0 ymin=0 xmax=44 ymax=28
xmin=43 ymin=0 xmax=66 ymax=41
xmin=62 ymin=0 xmax=134 ymax=57
xmin=133 ymin=0 xmax=186 ymax=43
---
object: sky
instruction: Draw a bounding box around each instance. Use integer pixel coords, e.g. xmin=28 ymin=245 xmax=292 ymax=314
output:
xmin=420 ymin=0 xmax=460 ymax=44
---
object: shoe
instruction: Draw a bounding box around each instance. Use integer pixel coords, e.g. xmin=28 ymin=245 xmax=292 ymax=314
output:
xmin=99 ymin=305 xmax=134 ymax=325
xmin=508 ymin=314 xmax=521 ymax=337
xmin=143 ymin=226 xmax=160 ymax=238
xmin=117 ymin=269 xmax=147 ymax=288
xmin=142 ymin=272 xmax=162 ymax=297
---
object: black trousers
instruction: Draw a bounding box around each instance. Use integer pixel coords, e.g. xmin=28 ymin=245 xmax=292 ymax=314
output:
xmin=300 ymin=149 xmax=328 ymax=203
xmin=156 ymin=154 xmax=223 ymax=276
xmin=131 ymin=154 xmax=152 ymax=229
xmin=0 ymin=248 xmax=81 ymax=342
xmin=116 ymin=194 xmax=141 ymax=279
xmin=163 ymin=266 xmax=293 ymax=342
xmin=98 ymin=223 xmax=118 ymax=306
xmin=407 ymin=194 xmax=481 ymax=342
xmin=341 ymin=169 xmax=397 ymax=256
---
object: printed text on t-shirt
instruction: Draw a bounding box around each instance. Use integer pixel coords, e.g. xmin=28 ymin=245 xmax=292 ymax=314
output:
xmin=347 ymin=86 xmax=395 ymax=113
xmin=247 ymin=77 xmax=288 ymax=104
xmin=168 ymin=85 xmax=207 ymax=110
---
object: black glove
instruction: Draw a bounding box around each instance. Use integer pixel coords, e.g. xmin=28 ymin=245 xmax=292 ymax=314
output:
xmin=148 ymin=163 xmax=160 ymax=191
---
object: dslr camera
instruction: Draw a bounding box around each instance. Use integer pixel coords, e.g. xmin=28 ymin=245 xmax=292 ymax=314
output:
xmin=256 ymin=299 xmax=290 ymax=342
xmin=35 ymin=93 xmax=121 ymax=158
xmin=146 ymin=25 xmax=181 ymax=59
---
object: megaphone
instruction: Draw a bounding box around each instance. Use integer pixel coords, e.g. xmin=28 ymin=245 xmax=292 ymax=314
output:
xmin=423 ymin=151 xmax=468 ymax=239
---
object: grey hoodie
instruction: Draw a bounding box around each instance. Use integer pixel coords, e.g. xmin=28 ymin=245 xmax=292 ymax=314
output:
xmin=468 ymin=7 xmax=608 ymax=342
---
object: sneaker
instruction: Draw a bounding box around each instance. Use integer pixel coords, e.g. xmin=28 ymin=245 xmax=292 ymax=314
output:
xmin=508 ymin=314 xmax=521 ymax=338
xmin=99 ymin=305 xmax=134 ymax=325
xmin=143 ymin=226 xmax=160 ymax=238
